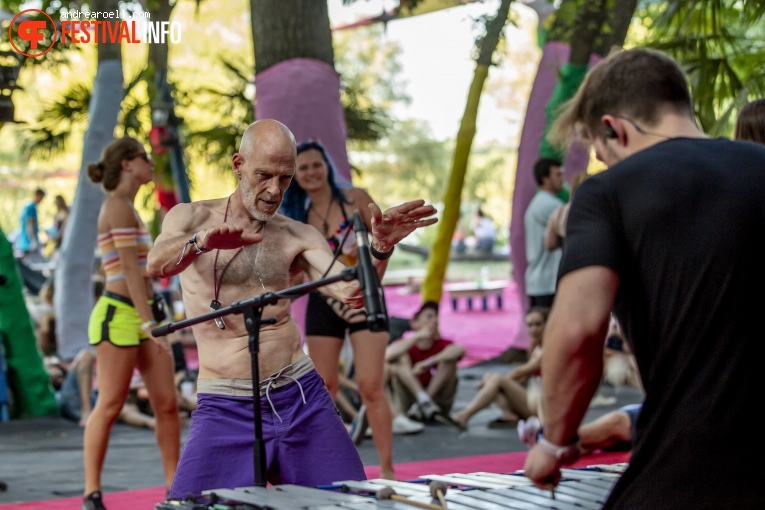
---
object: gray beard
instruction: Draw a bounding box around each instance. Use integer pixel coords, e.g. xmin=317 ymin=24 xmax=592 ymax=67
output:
xmin=242 ymin=187 xmax=276 ymax=221
xmin=249 ymin=208 xmax=274 ymax=222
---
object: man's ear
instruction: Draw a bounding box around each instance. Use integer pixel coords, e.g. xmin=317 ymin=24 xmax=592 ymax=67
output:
xmin=232 ymin=153 xmax=243 ymax=180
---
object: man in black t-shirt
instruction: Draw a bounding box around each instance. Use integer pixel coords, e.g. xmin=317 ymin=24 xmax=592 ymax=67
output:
xmin=523 ymin=48 xmax=765 ymax=509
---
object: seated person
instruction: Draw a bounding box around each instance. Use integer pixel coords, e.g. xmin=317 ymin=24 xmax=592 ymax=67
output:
xmin=385 ymin=301 xmax=465 ymax=426
xmin=451 ymin=307 xmax=548 ymax=429
xmin=54 ymin=348 xmax=156 ymax=428
xmin=603 ymin=315 xmax=642 ymax=391
xmin=520 ymin=403 xmax=643 ymax=456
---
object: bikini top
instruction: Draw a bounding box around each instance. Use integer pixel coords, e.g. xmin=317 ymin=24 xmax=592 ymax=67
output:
xmin=310 ymin=198 xmax=353 ymax=254
xmin=97 ymin=227 xmax=152 ymax=282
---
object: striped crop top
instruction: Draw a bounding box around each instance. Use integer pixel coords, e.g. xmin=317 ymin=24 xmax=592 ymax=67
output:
xmin=97 ymin=227 xmax=152 ymax=282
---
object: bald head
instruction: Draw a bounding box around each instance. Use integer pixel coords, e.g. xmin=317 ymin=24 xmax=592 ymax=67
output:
xmin=239 ymin=119 xmax=296 ymax=159
xmin=233 ymin=120 xmax=297 ymax=221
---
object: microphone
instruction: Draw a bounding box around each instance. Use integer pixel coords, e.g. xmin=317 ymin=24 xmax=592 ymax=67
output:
xmin=353 ymin=211 xmax=389 ymax=332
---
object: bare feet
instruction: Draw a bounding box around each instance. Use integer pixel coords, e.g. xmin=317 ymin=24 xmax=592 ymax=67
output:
xmin=449 ymin=413 xmax=468 ymax=431
xmin=379 ymin=467 xmax=395 ymax=480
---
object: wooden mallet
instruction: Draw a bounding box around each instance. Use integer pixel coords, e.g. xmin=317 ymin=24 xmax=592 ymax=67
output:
xmin=428 ymin=481 xmax=448 ymax=509
xmin=375 ymin=487 xmax=444 ymax=510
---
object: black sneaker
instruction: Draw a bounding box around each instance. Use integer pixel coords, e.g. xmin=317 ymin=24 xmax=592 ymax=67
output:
xmin=83 ymin=491 xmax=107 ymax=510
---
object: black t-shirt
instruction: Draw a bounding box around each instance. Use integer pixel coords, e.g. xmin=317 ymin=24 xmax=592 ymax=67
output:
xmin=561 ymin=138 xmax=765 ymax=509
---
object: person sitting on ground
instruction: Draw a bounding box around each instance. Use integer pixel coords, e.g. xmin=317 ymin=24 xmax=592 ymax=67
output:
xmin=385 ymin=301 xmax=465 ymax=427
xmin=451 ymin=307 xmax=549 ymax=430
xmin=520 ymin=402 xmax=643 ymax=456
xmin=602 ymin=315 xmax=642 ymax=391
xmin=53 ymin=348 xmax=159 ymax=429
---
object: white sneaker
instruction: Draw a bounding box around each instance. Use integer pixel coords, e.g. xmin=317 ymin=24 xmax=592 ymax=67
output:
xmin=392 ymin=414 xmax=425 ymax=435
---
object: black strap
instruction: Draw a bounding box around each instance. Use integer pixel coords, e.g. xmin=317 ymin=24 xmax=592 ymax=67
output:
xmin=103 ymin=290 xmax=134 ymax=307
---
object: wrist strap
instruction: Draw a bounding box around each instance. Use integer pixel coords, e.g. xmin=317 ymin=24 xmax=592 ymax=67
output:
xmin=370 ymin=244 xmax=394 ymax=261
xmin=537 ymin=437 xmax=580 ymax=462
xmin=176 ymin=231 xmax=210 ymax=266
xmin=191 ymin=232 xmax=210 ymax=254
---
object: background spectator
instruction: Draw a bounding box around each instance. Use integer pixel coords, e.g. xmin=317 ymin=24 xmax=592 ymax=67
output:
xmin=386 ymin=301 xmax=465 ymax=428
xmin=734 ymin=98 xmax=765 ymax=144
xmin=14 ymin=188 xmax=46 ymax=260
xmin=524 ymin=159 xmax=563 ymax=308
xmin=472 ymin=208 xmax=497 ymax=255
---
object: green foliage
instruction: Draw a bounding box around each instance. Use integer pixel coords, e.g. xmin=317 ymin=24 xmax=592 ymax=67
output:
xmin=334 ymin=25 xmax=409 ymax=141
xmin=352 ymin=119 xmax=514 ymax=246
xmin=640 ymin=0 xmax=765 ymax=135
xmin=352 ymin=119 xmax=451 ymax=211
xmin=20 ymin=67 xmax=150 ymax=159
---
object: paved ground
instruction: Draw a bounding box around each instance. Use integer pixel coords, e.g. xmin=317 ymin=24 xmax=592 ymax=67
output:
xmin=0 ymin=360 xmax=643 ymax=504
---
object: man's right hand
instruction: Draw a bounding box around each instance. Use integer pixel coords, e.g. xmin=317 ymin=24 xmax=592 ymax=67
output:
xmin=198 ymin=224 xmax=264 ymax=251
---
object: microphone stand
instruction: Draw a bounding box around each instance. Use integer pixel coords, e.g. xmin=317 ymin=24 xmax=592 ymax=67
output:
xmin=152 ymin=266 xmax=360 ymax=488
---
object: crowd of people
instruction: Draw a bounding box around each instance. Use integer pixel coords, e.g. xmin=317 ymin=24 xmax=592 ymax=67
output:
xmin=8 ymin=45 xmax=765 ymax=510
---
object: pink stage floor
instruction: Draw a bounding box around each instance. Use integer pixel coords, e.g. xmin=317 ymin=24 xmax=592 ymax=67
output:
xmin=0 ymin=451 xmax=629 ymax=509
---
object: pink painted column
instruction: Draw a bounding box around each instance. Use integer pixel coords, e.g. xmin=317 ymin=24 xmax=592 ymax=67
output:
xmin=508 ymin=42 xmax=599 ymax=350
xmin=255 ymin=57 xmax=353 ymax=341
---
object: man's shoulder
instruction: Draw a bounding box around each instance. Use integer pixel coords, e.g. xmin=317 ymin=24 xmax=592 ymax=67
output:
xmin=526 ymin=191 xmax=563 ymax=217
xmin=532 ymin=190 xmax=563 ymax=206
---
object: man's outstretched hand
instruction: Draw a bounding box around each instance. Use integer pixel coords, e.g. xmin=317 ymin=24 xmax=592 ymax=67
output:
xmin=198 ymin=224 xmax=264 ymax=251
xmin=368 ymin=200 xmax=438 ymax=252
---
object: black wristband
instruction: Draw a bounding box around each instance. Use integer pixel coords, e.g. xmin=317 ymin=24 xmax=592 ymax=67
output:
xmin=370 ymin=245 xmax=394 ymax=261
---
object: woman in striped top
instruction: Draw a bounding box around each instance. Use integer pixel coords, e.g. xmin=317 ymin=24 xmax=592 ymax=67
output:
xmin=82 ymin=137 xmax=179 ymax=510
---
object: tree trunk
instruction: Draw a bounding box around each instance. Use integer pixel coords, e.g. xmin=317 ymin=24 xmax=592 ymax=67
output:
xmin=596 ymin=0 xmax=639 ymax=57
xmin=55 ymin=0 xmax=124 ymax=360
xmin=251 ymin=1 xmax=334 ymax=74
xmin=420 ymin=0 xmax=513 ymax=304
xmin=250 ymin=0 xmax=351 ymax=182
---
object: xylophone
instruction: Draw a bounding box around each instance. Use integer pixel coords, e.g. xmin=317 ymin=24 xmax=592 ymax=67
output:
xmin=156 ymin=464 xmax=627 ymax=510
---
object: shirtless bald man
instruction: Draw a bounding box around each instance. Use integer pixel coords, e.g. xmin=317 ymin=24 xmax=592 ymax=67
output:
xmin=147 ymin=120 xmax=437 ymax=499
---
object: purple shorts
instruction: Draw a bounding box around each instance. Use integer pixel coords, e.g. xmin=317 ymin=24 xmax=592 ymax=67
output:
xmin=169 ymin=368 xmax=366 ymax=499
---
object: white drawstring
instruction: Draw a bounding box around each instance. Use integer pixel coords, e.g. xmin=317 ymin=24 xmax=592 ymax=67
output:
xmin=261 ymin=365 xmax=306 ymax=422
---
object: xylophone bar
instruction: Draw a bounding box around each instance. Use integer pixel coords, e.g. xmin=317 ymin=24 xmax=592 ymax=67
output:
xmin=198 ymin=467 xmax=623 ymax=510
xmin=337 ymin=479 xmax=432 ymax=498
xmin=419 ymin=473 xmax=532 ymax=489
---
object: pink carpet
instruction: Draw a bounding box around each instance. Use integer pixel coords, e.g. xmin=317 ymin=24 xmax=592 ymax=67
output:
xmin=0 ymin=451 xmax=628 ymax=509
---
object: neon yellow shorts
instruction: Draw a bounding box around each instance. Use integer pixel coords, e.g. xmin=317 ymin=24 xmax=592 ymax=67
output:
xmin=88 ymin=293 xmax=149 ymax=347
